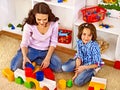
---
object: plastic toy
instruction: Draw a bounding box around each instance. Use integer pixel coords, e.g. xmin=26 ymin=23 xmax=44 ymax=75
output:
xmin=66 ymin=79 xmax=73 ymax=88
xmin=81 ymin=6 xmax=106 ymax=23
xmin=8 ymin=23 xmax=15 ymax=30
xmin=2 ymin=68 xmax=14 ymax=81
xmin=58 ymin=29 xmax=72 ymax=44
xmin=58 ymin=0 xmax=63 ymax=3
xmin=36 ymin=71 xmax=44 ymax=81
xmin=88 ymin=77 xmax=107 ymax=90
xmin=58 ymin=79 xmax=66 ymax=89
xmin=42 ymin=68 xmax=55 ymax=80
xmin=114 ymin=61 xmax=120 ymax=69
xmin=2 ymin=67 xmax=57 ymax=90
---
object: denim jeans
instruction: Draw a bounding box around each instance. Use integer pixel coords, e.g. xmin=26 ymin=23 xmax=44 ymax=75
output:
xmin=62 ymin=58 xmax=95 ymax=86
xmin=10 ymin=47 xmax=62 ymax=72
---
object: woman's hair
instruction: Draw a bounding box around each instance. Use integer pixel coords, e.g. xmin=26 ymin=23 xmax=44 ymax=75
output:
xmin=77 ymin=23 xmax=97 ymax=41
xmin=23 ymin=2 xmax=59 ymax=26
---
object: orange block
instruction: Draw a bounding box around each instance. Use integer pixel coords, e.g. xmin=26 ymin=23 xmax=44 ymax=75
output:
xmin=58 ymin=79 xmax=66 ymax=89
xmin=2 ymin=68 xmax=14 ymax=81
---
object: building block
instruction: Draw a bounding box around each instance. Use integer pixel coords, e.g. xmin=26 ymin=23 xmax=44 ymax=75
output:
xmin=42 ymin=68 xmax=55 ymax=80
xmin=25 ymin=67 xmax=33 ymax=77
xmin=58 ymin=79 xmax=66 ymax=89
xmin=42 ymin=86 xmax=49 ymax=90
xmin=36 ymin=71 xmax=44 ymax=81
xmin=39 ymin=77 xmax=56 ymax=90
xmin=88 ymin=86 xmax=94 ymax=90
xmin=25 ymin=62 xmax=35 ymax=70
xmin=32 ymin=62 xmax=37 ymax=67
xmin=15 ymin=77 xmax=24 ymax=84
xmin=14 ymin=68 xmax=26 ymax=81
xmin=89 ymin=77 xmax=107 ymax=90
xmin=114 ymin=61 xmax=120 ymax=69
xmin=2 ymin=68 xmax=14 ymax=81
xmin=26 ymin=77 xmax=42 ymax=90
xmin=66 ymin=79 xmax=73 ymax=88
xmin=24 ymin=81 xmax=35 ymax=89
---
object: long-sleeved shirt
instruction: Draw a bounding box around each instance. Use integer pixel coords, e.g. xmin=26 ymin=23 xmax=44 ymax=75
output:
xmin=20 ymin=22 xmax=58 ymax=50
xmin=74 ymin=40 xmax=103 ymax=67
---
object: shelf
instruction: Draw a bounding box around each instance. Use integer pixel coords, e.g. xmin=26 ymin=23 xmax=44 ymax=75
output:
xmin=57 ymin=42 xmax=72 ymax=49
xmin=33 ymin=0 xmax=74 ymax=10
xmin=75 ymin=17 xmax=120 ymax=36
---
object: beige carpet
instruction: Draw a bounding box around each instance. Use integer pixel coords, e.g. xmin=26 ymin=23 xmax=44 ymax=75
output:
xmin=0 ymin=35 xmax=120 ymax=90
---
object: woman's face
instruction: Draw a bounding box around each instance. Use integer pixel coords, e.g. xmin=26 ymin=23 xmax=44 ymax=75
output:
xmin=35 ymin=13 xmax=48 ymax=26
xmin=81 ymin=28 xmax=92 ymax=44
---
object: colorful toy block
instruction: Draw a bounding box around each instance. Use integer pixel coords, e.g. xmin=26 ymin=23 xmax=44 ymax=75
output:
xmin=14 ymin=68 xmax=26 ymax=81
xmin=26 ymin=77 xmax=42 ymax=90
xmin=88 ymin=77 xmax=107 ymax=90
xmin=114 ymin=61 xmax=120 ymax=69
xmin=15 ymin=77 xmax=24 ymax=84
xmin=36 ymin=71 xmax=44 ymax=81
xmin=24 ymin=81 xmax=35 ymax=88
xmin=58 ymin=79 xmax=66 ymax=89
xmin=25 ymin=62 xmax=35 ymax=70
xmin=42 ymin=68 xmax=55 ymax=80
xmin=66 ymin=79 xmax=73 ymax=88
xmin=2 ymin=68 xmax=14 ymax=81
xmin=40 ymin=77 xmax=56 ymax=90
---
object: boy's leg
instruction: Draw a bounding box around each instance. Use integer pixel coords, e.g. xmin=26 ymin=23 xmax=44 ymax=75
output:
xmin=74 ymin=69 xmax=94 ymax=86
xmin=49 ymin=53 xmax=62 ymax=72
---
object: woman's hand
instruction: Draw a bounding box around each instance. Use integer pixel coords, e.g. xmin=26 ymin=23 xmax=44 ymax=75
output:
xmin=40 ymin=58 xmax=50 ymax=69
xmin=22 ymin=56 xmax=31 ymax=69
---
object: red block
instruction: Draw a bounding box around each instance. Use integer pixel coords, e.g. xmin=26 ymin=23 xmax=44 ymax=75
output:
xmin=42 ymin=68 xmax=55 ymax=80
xmin=88 ymin=86 xmax=94 ymax=90
xmin=25 ymin=67 xmax=33 ymax=77
xmin=114 ymin=61 xmax=120 ymax=69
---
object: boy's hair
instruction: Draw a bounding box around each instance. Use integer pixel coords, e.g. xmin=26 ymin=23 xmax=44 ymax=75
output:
xmin=23 ymin=2 xmax=59 ymax=26
xmin=77 ymin=23 xmax=97 ymax=41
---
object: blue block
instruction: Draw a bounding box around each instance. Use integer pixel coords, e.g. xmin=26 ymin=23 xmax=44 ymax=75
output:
xmin=25 ymin=62 xmax=34 ymax=70
xmin=36 ymin=71 xmax=44 ymax=81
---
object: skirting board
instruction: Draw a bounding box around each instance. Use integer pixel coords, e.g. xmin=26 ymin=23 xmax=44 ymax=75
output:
xmin=0 ymin=30 xmax=114 ymax=67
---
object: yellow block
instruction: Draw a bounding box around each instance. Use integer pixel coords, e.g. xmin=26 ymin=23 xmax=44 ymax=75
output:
xmin=58 ymin=79 xmax=66 ymax=89
xmin=26 ymin=77 xmax=42 ymax=90
xmin=89 ymin=81 xmax=105 ymax=89
xmin=2 ymin=68 xmax=14 ymax=81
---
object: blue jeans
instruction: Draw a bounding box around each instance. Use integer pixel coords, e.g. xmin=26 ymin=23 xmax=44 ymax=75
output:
xmin=62 ymin=59 xmax=95 ymax=86
xmin=10 ymin=47 xmax=62 ymax=72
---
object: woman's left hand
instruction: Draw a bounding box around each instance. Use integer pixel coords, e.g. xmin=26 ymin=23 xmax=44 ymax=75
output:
xmin=40 ymin=58 xmax=50 ymax=69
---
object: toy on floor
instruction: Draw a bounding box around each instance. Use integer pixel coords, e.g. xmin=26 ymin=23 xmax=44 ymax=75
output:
xmin=2 ymin=62 xmax=57 ymax=90
xmin=114 ymin=61 xmax=120 ymax=69
xmin=88 ymin=76 xmax=107 ymax=90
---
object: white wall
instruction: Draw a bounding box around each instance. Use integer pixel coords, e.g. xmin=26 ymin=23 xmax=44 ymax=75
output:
xmin=0 ymin=0 xmax=16 ymax=28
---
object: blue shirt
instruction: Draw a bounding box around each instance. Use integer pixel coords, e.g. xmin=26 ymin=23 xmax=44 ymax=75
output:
xmin=75 ymin=40 xmax=103 ymax=67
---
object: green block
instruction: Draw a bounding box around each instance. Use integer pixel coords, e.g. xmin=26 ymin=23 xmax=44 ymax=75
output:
xmin=15 ymin=77 xmax=24 ymax=84
xmin=66 ymin=79 xmax=73 ymax=88
xmin=24 ymin=81 xmax=34 ymax=89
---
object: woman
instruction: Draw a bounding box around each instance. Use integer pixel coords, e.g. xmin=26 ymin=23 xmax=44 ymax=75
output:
xmin=10 ymin=2 xmax=62 ymax=72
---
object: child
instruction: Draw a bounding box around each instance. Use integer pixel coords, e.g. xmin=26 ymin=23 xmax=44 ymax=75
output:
xmin=62 ymin=23 xmax=103 ymax=86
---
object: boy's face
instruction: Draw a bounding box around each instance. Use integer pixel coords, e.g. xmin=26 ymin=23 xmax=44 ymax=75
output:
xmin=81 ymin=28 xmax=92 ymax=44
xmin=35 ymin=13 xmax=48 ymax=27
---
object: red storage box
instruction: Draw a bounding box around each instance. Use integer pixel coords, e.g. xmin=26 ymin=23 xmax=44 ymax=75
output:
xmin=81 ymin=6 xmax=106 ymax=23
xmin=58 ymin=29 xmax=72 ymax=44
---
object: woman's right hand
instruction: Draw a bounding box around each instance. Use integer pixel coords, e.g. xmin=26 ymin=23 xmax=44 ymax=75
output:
xmin=22 ymin=56 xmax=31 ymax=69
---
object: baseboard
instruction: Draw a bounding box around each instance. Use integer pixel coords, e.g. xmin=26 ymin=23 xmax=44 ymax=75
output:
xmin=0 ymin=31 xmax=114 ymax=67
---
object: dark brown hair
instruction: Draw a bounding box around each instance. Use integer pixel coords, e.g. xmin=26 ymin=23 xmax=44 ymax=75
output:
xmin=23 ymin=2 xmax=59 ymax=26
xmin=77 ymin=23 xmax=97 ymax=41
